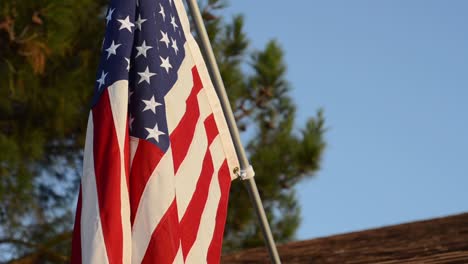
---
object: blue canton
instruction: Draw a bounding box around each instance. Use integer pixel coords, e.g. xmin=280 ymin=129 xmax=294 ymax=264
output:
xmin=93 ymin=0 xmax=187 ymax=153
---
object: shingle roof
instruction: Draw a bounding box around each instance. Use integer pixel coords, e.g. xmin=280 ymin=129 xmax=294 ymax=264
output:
xmin=222 ymin=213 xmax=468 ymax=263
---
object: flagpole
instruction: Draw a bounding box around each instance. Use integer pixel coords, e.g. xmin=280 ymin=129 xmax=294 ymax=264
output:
xmin=185 ymin=0 xmax=281 ymax=263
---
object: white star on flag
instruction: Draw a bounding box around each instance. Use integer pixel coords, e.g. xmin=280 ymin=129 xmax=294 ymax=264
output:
xmin=160 ymin=56 xmax=172 ymax=73
xmin=170 ymin=15 xmax=178 ymax=31
xmin=128 ymin=114 xmax=135 ymax=130
xmin=159 ymin=4 xmax=166 ymax=21
xmin=128 ymin=90 xmax=134 ymax=104
xmin=137 ymin=66 xmax=156 ymax=84
xmin=136 ymin=40 xmax=153 ymax=58
xmin=105 ymin=8 xmax=115 ymax=25
xmin=171 ymin=38 xmax=178 ymax=54
xmin=145 ymin=123 xmax=165 ymax=142
xmin=135 ymin=14 xmax=147 ymax=31
xmin=105 ymin=41 xmax=121 ymax=59
xmin=125 ymin=58 xmax=130 ymax=71
xmin=117 ymin=16 xmax=135 ymax=32
xmin=142 ymin=96 xmax=162 ymax=114
xmin=96 ymin=71 xmax=107 ymax=89
xmin=160 ymin=31 xmax=170 ymax=48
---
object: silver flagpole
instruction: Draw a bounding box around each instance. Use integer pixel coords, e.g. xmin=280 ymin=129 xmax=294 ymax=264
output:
xmin=185 ymin=0 xmax=281 ymax=263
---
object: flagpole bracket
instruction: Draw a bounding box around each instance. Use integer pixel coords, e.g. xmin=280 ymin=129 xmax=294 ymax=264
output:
xmin=234 ymin=165 xmax=255 ymax=180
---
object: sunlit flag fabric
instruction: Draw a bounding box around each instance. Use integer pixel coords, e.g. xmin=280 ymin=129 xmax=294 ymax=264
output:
xmin=70 ymin=0 xmax=239 ymax=262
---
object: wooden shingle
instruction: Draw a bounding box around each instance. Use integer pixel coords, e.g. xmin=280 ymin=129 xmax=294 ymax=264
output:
xmin=222 ymin=213 xmax=468 ymax=263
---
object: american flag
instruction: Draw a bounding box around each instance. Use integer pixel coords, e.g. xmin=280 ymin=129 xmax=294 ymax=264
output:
xmin=70 ymin=0 xmax=239 ymax=263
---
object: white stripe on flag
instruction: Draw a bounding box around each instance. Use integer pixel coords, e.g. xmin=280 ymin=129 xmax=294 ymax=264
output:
xmin=80 ymin=113 xmax=109 ymax=264
xmin=185 ymin=136 xmax=225 ymax=262
xmin=175 ymin=90 xmax=212 ymax=218
xmin=173 ymin=242 xmax=184 ymax=264
xmin=107 ymin=82 xmax=132 ymax=264
xmin=131 ymin=147 xmax=176 ymax=264
xmin=164 ymin=44 xmax=195 ymax=134
xmin=174 ymin=0 xmax=239 ymax=178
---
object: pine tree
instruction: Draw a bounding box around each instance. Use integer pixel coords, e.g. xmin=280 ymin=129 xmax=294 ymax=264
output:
xmin=0 ymin=0 xmax=106 ymax=261
xmin=0 ymin=0 xmax=325 ymax=261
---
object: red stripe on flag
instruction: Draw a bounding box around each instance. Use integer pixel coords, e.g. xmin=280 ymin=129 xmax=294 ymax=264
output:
xmin=204 ymin=114 xmax=219 ymax=146
xmin=129 ymin=139 xmax=164 ymax=225
xmin=142 ymin=199 xmax=181 ymax=264
xmin=180 ymin=150 xmax=215 ymax=259
xmin=70 ymin=187 xmax=82 ymax=264
xmin=170 ymin=67 xmax=204 ymax=174
xmin=92 ymin=89 xmax=123 ymax=263
xmin=207 ymin=161 xmax=232 ymax=264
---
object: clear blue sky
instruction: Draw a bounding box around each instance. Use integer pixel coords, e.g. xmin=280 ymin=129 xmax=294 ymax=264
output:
xmin=224 ymin=1 xmax=468 ymax=240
